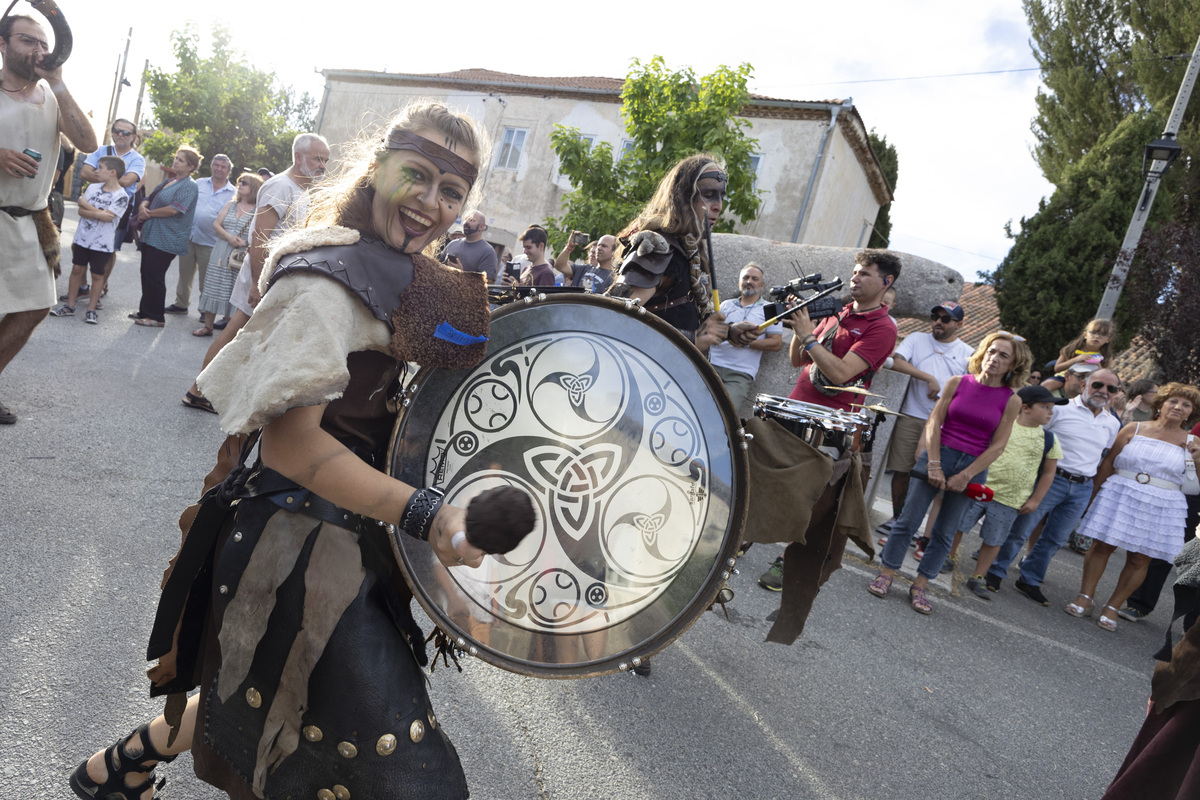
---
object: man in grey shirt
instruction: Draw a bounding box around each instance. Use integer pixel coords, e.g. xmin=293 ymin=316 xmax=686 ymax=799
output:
xmin=443 ymin=210 xmax=498 ymax=283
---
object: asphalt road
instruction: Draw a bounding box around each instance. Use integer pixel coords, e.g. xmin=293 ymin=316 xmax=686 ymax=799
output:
xmin=0 ymin=204 xmax=1171 ymax=799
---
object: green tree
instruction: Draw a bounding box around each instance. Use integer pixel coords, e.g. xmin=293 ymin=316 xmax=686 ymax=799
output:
xmin=548 ymin=57 xmax=761 ymax=256
xmin=866 ymin=129 xmax=897 ymax=248
xmin=984 ymin=111 xmax=1165 ymax=360
xmin=143 ymin=23 xmax=316 ymax=177
xmin=1025 ymin=0 xmax=1142 ymax=185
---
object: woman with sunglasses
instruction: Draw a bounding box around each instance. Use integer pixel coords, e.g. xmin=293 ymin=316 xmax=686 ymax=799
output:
xmin=869 ymin=332 xmax=1030 ymax=613
xmin=1065 ymin=382 xmax=1200 ymax=631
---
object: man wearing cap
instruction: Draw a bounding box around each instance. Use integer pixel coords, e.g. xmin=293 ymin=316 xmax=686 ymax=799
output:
xmin=1047 ymin=361 xmax=1096 ymax=400
xmin=985 ymin=368 xmax=1122 ymax=602
xmin=880 ymin=300 xmax=974 ymax=529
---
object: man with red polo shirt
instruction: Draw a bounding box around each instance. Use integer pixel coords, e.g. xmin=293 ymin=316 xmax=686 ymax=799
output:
xmin=759 ymin=250 xmax=900 ymax=643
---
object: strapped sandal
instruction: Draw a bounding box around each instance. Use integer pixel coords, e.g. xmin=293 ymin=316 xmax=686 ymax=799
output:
xmin=1065 ymin=593 xmax=1094 ymax=618
xmin=909 ymin=585 xmax=933 ymax=615
xmin=70 ymin=722 xmax=176 ymax=800
xmin=867 ymin=573 xmax=893 ymax=598
xmin=1098 ymin=605 xmax=1119 ymax=632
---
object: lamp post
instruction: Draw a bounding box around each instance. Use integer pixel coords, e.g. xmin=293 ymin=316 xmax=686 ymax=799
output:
xmin=1095 ymin=34 xmax=1200 ymax=321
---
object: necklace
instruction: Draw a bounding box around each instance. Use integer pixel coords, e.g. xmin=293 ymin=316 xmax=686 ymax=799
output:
xmin=0 ymin=76 xmax=33 ymax=94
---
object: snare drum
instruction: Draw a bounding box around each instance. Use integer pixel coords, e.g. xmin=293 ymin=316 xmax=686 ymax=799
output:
xmin=753 ymin=395 xmax=869 ymax=456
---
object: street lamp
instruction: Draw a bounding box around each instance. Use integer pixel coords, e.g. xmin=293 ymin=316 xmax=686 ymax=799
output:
xmin=1142 ymin=133 xmax=1182 ymax=179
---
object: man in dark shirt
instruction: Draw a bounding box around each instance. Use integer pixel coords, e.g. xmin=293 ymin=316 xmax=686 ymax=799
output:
xmin=504 ymin=225 xmax=555 ymax=287
xmin=443 ymin=210 xmax=498 ymax=283
xmin=553 ymin=231 xmax=616 ymax=293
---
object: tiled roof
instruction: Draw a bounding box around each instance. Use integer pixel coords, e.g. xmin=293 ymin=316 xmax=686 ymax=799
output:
xmin=896 ymin=281 xmax=999 ymax=350
xmin=325 ymin=68 xmax=842 ymax=106
xmin=896 ymin=282 xmax=1160 ymax=381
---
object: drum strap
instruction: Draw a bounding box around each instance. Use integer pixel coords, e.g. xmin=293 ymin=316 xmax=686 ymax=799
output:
xmin=645 ymin=294 xmax=692 ymax=312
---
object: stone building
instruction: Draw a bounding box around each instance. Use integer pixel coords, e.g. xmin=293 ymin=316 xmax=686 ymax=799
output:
xmin=314 ymin=68 xmax=893 ymax=250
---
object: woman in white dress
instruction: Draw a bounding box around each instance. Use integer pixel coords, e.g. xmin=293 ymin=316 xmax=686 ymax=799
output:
xmin=1066 ymin=382 xmax=1200 ymax=631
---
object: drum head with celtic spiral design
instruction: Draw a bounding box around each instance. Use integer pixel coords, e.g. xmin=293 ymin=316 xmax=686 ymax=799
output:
xmin=388 ymin=294 xmax=747 ymax=677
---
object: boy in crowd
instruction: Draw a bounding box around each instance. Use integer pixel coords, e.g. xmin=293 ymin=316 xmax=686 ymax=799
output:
xmin=50 ymin=156 xmax=128 ymax=324
xmin=961 ymin=383 xmax=1065 ymax=598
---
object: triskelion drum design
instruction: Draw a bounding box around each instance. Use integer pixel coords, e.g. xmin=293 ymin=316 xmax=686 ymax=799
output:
xmin=389 ymin=294 xmax=747 ymax=677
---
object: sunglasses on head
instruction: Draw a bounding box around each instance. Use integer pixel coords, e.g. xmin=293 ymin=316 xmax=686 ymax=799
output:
xmin=930 ymin=313 xmax=955 ymax=324
xmin=1091 ymin=381 xmax=1120 ymax=393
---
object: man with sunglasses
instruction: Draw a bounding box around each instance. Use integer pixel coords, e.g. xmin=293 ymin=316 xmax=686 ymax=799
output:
xmin=881 ymin=301 xmax=973 ymax=531
xmin=74 ymin=119 xmax=145 ymax=299
xmin=985 ymin=368 xmax=1122 ymax=603
xmin=0 ymin=14 xmax=97 ymax=424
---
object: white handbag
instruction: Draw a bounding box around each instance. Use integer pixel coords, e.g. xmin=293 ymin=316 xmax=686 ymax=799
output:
xmin=1184 ymin=434 xmax=1200 ymax=496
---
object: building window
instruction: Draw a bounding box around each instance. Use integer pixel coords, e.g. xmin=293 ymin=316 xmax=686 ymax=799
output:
xmin=749 ymin=154 xmax=763 ymax=190
xmin=618 ymin=139 xmax=635 ymax=161
xmin=496 ymin=127 xmax=528 ymax=170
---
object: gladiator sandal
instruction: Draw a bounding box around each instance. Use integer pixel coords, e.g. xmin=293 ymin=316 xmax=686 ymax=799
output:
xmin=70 ymin=723 xmax=177 ymax=800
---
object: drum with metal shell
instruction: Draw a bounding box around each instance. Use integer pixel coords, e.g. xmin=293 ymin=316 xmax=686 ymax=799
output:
xmin=387 ymin=293 xmax=747 ymax=678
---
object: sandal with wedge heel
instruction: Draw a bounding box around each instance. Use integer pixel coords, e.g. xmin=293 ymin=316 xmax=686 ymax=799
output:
xmin=1065 ymin=593 xmax=1094 ymax=618
xmin=1097 ymin=605 xmax=1119 ymax=632
xmin=70 ymin=722 xmax=176 ymax=800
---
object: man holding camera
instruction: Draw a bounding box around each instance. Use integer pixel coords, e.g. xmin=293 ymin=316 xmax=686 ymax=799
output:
xmin=708 ymin=262 xmax=782 ymax=411
xmin=553 ymin=231 xmax=616 ymax=294
xmin=757 ymin=251 xmax=901 ymax=644
xmin=443 ymin=210 xmax=498 ymax=284
xmin=0 ymin=13 xmax=96 ymax=424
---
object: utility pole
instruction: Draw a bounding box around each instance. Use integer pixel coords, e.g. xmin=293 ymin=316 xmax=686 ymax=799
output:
xmin=104 ymin=28 xmax=133 ymax=146
xmin=1096 ymin=33 xmax=1200 ymax=321
xmin=133 ymin=59 xmax=149 ymax=132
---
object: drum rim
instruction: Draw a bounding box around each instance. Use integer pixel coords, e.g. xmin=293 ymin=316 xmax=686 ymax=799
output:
xmin=386 ymin=292 xmax=749 ymax=678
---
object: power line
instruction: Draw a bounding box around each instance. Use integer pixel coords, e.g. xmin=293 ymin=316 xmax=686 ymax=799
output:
xmin=764 ymin=52 xmax=1192 ymax=89
xmin=890 ymin=232 xmax=1004 ymax=263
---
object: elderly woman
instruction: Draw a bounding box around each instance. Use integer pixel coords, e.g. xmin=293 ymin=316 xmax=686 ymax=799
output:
xmin=869 ymin=332 xmax=1029 ymax=613
xmin=1066 ymin=382 xmax=1200 ymax=631
xmin=192 ymin=172 xmax=262 ymax=338
xmin=131 ymin=147 xmax=201 ymax=327
xmin=607 ymin=153 xmax=731 ymax=350
xmin=71 ymin=102 xmax=532 ymax=800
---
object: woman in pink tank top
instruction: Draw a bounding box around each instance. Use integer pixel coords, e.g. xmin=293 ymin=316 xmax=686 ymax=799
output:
xmin=869 ymin=332 xmax=1028 ymax=614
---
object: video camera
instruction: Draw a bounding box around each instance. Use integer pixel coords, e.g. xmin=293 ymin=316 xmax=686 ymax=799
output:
xmin=761 ymin=273 xmax=844 ymax=323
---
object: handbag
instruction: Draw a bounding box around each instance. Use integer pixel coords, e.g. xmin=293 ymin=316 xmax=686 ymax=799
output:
xmin=1184 ymin=435 xmax=1199 ymax=496
xmin=222 ymin=206 xmax=253 ymax=270
xmin=129 ymin=180 xmax=168 ymax=248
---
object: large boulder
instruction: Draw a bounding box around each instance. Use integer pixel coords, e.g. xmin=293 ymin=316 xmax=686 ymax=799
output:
xmin=708 ymin=234 xmax=964 ymax=406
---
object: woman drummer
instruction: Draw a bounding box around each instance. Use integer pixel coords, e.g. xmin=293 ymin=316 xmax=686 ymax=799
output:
xmin=71 ymin=102 xmax=530 ymax=800
xmin=607 ymin=153 xmax=736 ymax=350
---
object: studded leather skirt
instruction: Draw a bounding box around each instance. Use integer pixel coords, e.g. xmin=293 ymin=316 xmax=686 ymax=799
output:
xmin=191 ymin=493 xmax=469 ymax=800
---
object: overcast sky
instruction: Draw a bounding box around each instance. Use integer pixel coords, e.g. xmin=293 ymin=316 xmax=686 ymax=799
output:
xmin=51 ymin=0 xmax=1057 ymax=282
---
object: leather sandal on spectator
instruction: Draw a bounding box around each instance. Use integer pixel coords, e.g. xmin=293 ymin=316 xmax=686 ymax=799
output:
xmin=867 ymin=573 xmax=892 ymax=598
xmin=909 ymin=585 xmax=932 ymax=614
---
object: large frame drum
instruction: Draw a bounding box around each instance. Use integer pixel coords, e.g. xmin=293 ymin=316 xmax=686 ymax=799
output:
xmin=387 ymin=293 xmax=748 ymax=677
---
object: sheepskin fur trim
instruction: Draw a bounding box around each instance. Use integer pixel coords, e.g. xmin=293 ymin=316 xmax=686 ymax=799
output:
xmin=197 ymin=273 xmax=390 ymax=436
xmin=257 ymin=225 xmax=361 ymax=297
xmin=391 ymin=253 xmax=491 ymax=369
